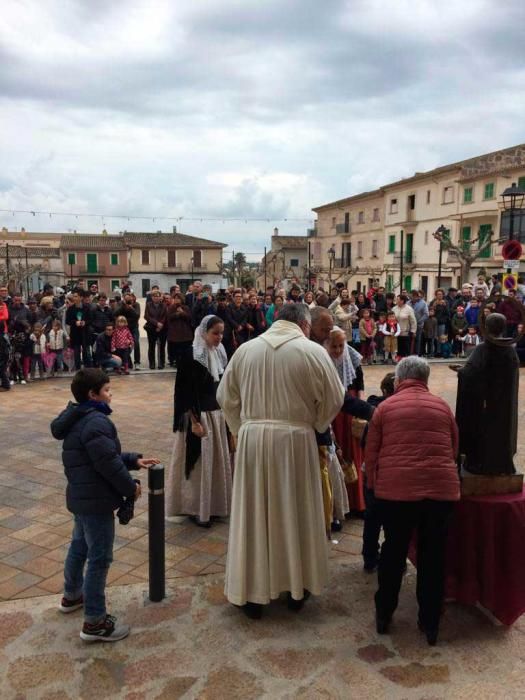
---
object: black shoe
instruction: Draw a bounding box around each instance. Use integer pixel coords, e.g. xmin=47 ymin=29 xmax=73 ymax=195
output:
xmin=158 ymin=365 xmax=165 ymax=370
xmin=237 ymin=602 xmax=263 ymax=620
xmin=376 ymin=611 xmax=391 ymax=634
xmin=149 ymin=365 xmax=155 ymax=370
xmin=331 ymin=519 xmax=343 ymax=532
xmin=418 ymin=618 xmax=438 ymax=646
xmin=189 ymin=515 xmax=211 ymax=528
xmin=287 ymin=590 xmax=311 ymax=611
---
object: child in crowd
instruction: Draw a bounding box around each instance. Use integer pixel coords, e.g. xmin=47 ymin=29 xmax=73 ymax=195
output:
xmin=375 ymin=312 xmax=386 ymax=363
xmin=10 ymin=320 xmax=31 ymax=384
xmin=378 ymin=311 xmax=400 ymax=364
xmin=362 ymin=372 xmax=396 ymax=572
xmin=439 ymin=334 xmax=452 ymax=359
xmin=47 ymin=319 xmax=69 ymax=376
xmin=359 ymin=308 xmax=376 ymax=365
xmin=111 ymin=316 xmax=134 ymax=375
xmin=465 ymin=298 xmax=480 ymax=328
xmin=450 ymin=305 xmax=468 ymax=357
xmin=51 ymin=368 xmax=159 ymax=642
xmin=422 ymin=307 xmax=438 ymax=357
xmin=0 ymin=321 xmax=10 ymax=391
xmin=30 ymin=323 xmax=47 ymax=379
xmin=460 ymin=326 xmax=481 ymax=357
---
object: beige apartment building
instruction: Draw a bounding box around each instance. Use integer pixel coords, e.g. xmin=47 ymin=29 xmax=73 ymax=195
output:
xmin=312 ymin=144 xmax=525 ymax=297
xmin=123 ymin=230 xmax=226 ymax=296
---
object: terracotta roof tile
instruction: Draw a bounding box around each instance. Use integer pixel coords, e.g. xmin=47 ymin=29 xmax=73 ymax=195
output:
xmin=122 ymin=232 xmax=226 ymax=248
xmin=60 ymin=235 xmax=128 ymax=250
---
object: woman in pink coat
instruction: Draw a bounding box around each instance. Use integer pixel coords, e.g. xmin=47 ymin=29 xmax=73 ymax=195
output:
xmin=365 ymin=356 xmax=459 ymax=646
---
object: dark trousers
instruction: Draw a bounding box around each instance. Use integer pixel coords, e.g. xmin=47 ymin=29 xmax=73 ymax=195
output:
xmin=146 ymin=330 xmax=165 ymax=369
xmin=0 ymin=361 xmax=9 ymax=389
xmin=73 ymin=341 xmax=93 ymax=370
xmin=362 ymin=485 xmax=381 ymax=568
xmin=168 ymin=340 xmax=192 ymax=367
xmin=114 ymin=348 xmax=130 ymax=369
xmin=131 ymin=328 xmax=140 ymax=365
xmin=397 ymin=335 xmax=411 ymax=357
xmin=375 ymin=499 xmax=453 ymax=631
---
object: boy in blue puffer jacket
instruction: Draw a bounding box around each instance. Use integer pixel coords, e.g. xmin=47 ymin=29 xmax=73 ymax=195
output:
xmin=51 ymin=368 xmax=159 ymax=642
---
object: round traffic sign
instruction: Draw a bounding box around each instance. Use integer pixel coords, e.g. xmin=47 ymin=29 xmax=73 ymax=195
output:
xmin=501 ymin=239 xmax=523 ymax=260
xmin=503 ymin=274 xmax=517 ymax=290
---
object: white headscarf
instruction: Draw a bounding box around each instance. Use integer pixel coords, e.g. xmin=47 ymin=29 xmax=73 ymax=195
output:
xmin=193 ymin=314 xmax=228 ymax=381
xmin=327 ymin=329 xmax=362 ymax=388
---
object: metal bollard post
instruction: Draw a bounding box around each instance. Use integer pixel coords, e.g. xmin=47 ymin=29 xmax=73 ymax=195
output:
xmin=148 ymin=463 xmax=165 ymax=602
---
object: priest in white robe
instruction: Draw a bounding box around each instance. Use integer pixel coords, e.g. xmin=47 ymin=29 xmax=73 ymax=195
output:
xmin=217 ymin=303 xmax=344 ymax=617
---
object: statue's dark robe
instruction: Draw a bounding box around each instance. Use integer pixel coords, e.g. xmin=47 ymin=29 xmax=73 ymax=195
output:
xmin=455 ymin=341 xmax=519 ymax=475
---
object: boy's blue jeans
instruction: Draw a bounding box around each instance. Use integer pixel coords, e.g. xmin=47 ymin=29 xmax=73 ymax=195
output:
xmin=64 ymin=513 xmax=115 ymax=623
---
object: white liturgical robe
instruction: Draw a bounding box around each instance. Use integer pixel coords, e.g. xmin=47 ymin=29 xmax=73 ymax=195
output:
xmin=217 ymin=320 xmax=345 ymax=605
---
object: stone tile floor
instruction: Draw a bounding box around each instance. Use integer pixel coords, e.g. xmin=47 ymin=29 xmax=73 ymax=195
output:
xmin=0 ymin=365 xmax=524 ymax=698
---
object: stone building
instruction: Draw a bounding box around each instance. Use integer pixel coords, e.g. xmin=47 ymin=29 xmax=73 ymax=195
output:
xmin=256 ymin=228 xmax=309 ymax=290
xmin=312 ymin=144 xmax=525 ymax=297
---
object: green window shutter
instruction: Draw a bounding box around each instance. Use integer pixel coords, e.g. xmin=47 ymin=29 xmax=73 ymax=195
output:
xmin=484 ymin=183 xmax=494 ymax=200
xmin=518 ymin=176 xmax=525 ymax=190
xmin=405 ymin=233 xmax=413 ymax=263
xmin=461 ymin=226 xmax=471 ymax=252
xmin=463 ymin=187 xmax=472 ymax=203
xmin=388 ymin=234 xmax=396 ymax=253
xmin=386 ymin=274 xmax=394 ymax=292
xmin=67 ymin=253 xmax=76 ymax=265
xmin=86 ymin=253 xmax=98 ymax=273
xmin=478 ymin=224 xmax=492 ymax=258
xmin=111 ymin=253 xmax=118 ymax=265
xmin=404 ymin=275 xmax=412 ymax=291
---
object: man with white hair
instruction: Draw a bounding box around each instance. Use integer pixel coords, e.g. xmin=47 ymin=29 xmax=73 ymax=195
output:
xmin=217 ymin=303 xmax=344 ymax=618
xmin=364 ymin=356 xmax=459 ymax=646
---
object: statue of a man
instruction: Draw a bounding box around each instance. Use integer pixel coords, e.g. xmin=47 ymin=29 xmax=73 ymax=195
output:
xmin=454 ymin=313 xmax=520 ymax=476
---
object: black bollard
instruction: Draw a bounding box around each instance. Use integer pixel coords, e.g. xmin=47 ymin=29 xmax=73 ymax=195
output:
xmin=148 ymin=463 xmax=165 ymax=602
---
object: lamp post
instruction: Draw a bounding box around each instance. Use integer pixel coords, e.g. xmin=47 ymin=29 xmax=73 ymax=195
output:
xmin=328 ymin=245 xmax=335 ymax=286
xmin=500 ymin=182 xmax=525 ymax=242
xmin=435 ymin=224 xmax=447 ymax=289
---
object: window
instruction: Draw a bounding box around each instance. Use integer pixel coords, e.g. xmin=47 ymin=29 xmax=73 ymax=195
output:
xmin=111 ymin=279 xmax=120 ymax=290
xmin=388 ymin=234 xmax=396 ymax=253
xmin=461 ymin=226 xmax=471 ymax=252
xmin=372 ymin=208 xmax=380 ymax=222
xmin=167 ymin=249 xmax=176 ymax=267
xmin=408 ymin=194 xmax=415 ymax=210
xmin=478 ymin=224 xmax=492 ymax=258
xmin=141 ymin=250 xmax=150 ymax=265
xmin=518 ymin=176 xmax=525 ymax=190
xmin=463 ymin=187 xmax=473 ymax=204
xmin=357 ymin=241 xmax=363 ymax=258
xmin=426 ymin=190 xmax=431 ymax=204
xmin=390 ymin=199 xmax=398 ymax=214
xmin=344 ymin=212 xmax=350 ymax=233
xmin=405 ymin=233 xmax=414 ymax=264
xmin=443 ymin=186 xmax=454 ymax=204
xmin=404 ymin=275 xmax=412 ymax=291
xmin=67 ymin=253 xmax=76 ymax=265
xmin=484 ymin=182 xmax=494 ymax=200
xmin=192 ymin=250 xmax=202 ymax=267
xmin=372 ymin=239 xmax=378 ymax=257
xmin=421 ymin=275 xmax=428 ymax=297
xmin=386 ymin=274 xmax=394 ymax=292
xmin=86 ymin=253 xmax=98 ymax=273
xmin=358 ymin=211 xmax=364 ymax=224
xmin=342 ymin=242 xmax=352 ymax=267
xmin=289 ymin=258 xmax=299 ymax=267
xmin=424 ymin=230 xmax=429 ymax=245
xmin=110 ymin=253 xmax=119 ymax=265
xmin=331 ymin=216 xmax=336 ymax=228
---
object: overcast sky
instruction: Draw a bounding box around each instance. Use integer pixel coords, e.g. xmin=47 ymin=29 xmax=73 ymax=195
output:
xmin=1 ymin=0 xmax=524 ymax=259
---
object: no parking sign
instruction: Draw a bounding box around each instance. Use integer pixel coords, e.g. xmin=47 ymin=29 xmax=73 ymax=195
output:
xmin=502 ymin=273 xmax=518 ymax=291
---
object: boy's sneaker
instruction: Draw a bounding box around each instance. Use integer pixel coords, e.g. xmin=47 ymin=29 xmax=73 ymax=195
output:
xmin=20 ymin=379 xmax=27 ymax=385
xmin=59 ymin=595 xmax=84 ymax=613
xmin=80 ymin=614 xmax=130 ymax=643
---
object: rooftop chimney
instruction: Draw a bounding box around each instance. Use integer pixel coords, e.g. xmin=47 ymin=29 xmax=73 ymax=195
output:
xmin=273 ymin=227 xmax=279 ymax=236
xmin=172 ymin=226 xmax=177 ymax=234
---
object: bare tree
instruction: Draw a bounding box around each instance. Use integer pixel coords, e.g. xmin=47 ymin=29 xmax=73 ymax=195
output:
xmin=433 ymin=226 xmax=504 ymax=284
xmin=0 ymin=259 xmax=42 ymax=293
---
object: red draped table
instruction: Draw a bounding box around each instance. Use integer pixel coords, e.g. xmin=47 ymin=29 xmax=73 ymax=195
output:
xmin=411 ymin=487 xmax=525 ymax=626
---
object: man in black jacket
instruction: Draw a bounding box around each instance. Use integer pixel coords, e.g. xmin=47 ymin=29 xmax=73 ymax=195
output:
xmin=91 ymin=294 xmax=114 ymax=336
xmin=65 ymin=289 xmax=93 ymax=369
xmin=51 ymin=368 xmax=158 ymax=642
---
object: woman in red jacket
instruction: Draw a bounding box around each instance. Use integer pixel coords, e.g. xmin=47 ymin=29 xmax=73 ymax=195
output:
xmin=364 ymin=356 xmax=459 ymax=646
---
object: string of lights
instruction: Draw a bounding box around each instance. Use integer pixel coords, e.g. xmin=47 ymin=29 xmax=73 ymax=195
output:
xmin=0 ymin=208 xmax=314 ymax=224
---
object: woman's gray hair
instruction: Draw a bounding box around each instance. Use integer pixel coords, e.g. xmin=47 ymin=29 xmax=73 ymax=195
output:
xmin=277 ymin=303 xmax=311 ymax=325
xmin=395 ymin=356 xmax=430 ymax=383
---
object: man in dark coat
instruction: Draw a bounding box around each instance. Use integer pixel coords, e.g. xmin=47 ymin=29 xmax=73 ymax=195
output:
xmin=454 ymin=313 xmax=519 ymax=475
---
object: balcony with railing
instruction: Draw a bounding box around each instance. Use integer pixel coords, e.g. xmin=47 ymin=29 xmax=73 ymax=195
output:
xmin=392 ymin=251 xmax=417 ymax=266
xmin=335 ymin=223 xmax=351 ymax=235
xmin=162 ymin=263 xmax=182 ymax=271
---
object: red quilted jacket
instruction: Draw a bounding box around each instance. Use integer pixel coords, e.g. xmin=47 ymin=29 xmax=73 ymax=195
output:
xmin=364 ymin=379 xmax=460 ymax=501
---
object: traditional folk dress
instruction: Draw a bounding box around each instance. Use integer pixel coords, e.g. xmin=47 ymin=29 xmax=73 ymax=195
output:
xmin=331 ymin=345 xmax=367 ymax=513
xmin=166 ymin=316 xmax=232 ymax=524
xmin=217 ymin=320 xmax=344 ymax=605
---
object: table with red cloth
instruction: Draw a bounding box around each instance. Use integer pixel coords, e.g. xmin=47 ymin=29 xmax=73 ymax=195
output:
xmin=410 ymin=487 xmax=525 ymax=626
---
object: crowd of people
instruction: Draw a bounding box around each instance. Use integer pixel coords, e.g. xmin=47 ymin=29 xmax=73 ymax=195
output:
xmin=2 ymin=272 xmax=524 ymax=390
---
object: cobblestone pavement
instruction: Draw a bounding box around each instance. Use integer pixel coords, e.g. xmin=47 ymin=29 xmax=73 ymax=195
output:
xmin=0 ymin=365 xmax=523 ymax=698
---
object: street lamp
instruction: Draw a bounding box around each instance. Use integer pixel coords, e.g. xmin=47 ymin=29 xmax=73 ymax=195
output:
xmin=500 ymin=182 xmax=525 ymax=241
xmin=435 ymin=224 xmax=447 ymax=288
xmin=190 ymin=256 xmax=194 ymax=282
xmin=328 ymin=245 xmax=335 ymax=285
